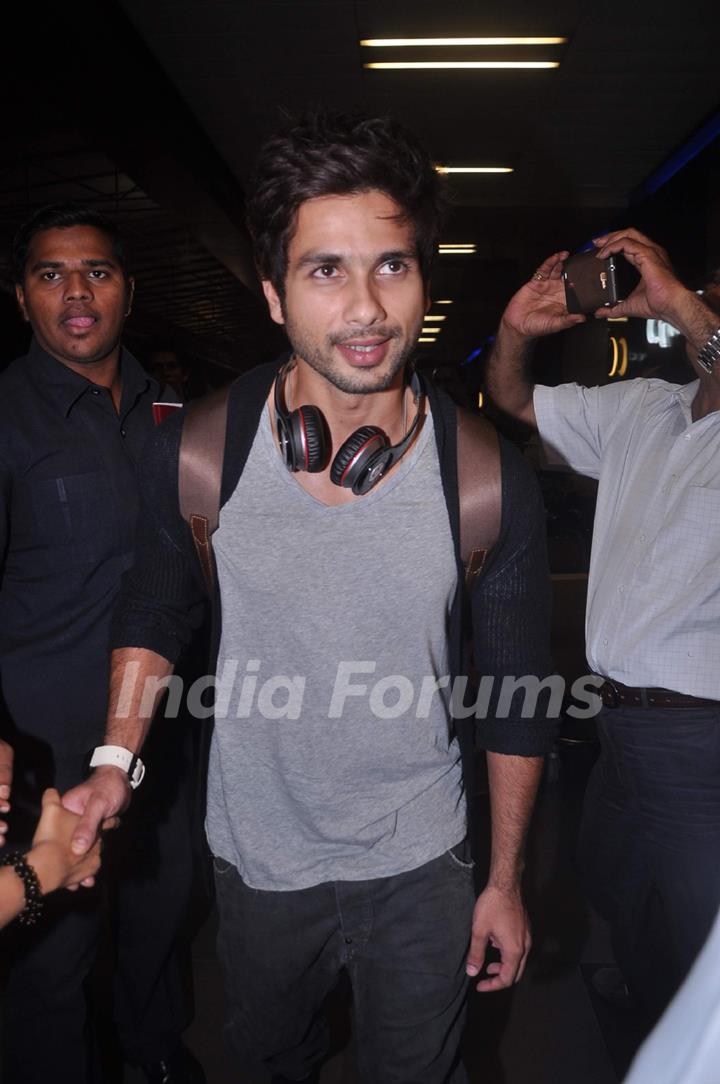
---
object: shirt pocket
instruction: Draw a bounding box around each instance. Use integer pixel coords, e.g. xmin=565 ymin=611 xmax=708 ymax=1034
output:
xmin=19 ymin=471 xmax=117 ymax=568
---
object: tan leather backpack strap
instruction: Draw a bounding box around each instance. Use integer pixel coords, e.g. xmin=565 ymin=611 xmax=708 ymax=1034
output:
xmin=178 ymin=386 xmax=231 ymax=594
xmin=456 ymin=408 xmax=502 ymax=590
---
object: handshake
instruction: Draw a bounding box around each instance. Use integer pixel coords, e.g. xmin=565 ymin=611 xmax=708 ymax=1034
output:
xmin=0 ymin=738 xmax=120 ymax=929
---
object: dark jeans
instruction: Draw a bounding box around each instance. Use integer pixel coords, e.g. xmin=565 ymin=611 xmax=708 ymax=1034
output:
xmin=213 ymin=843 xmax=476 ymax=1083
xmin=0 ymin=719 xmax=196 ymax=1084
xmin=579 ymin=705 xmax=720 ymax=1029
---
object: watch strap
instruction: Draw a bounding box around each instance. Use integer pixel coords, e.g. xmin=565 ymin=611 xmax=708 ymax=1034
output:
xmin=696 ymin=328 xmax=720 ymax=375
xmin=89 ymin=745 xmax=145 ymax=789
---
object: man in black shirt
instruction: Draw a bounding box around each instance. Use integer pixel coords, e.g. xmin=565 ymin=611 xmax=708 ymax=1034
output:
xmin=0 ymin=204 xmax=204 ymax=1084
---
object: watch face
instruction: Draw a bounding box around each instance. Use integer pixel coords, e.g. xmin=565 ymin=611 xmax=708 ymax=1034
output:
xmin=129 ymin=759 xmax=146 ymax=788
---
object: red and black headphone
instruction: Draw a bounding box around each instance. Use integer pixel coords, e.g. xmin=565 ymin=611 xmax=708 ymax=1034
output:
xmin=273 ymin=362 xmax=425 ymax=496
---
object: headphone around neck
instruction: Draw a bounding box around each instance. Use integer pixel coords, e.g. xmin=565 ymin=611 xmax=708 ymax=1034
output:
xmin=273 ymin=362 xmax=425 ymax=496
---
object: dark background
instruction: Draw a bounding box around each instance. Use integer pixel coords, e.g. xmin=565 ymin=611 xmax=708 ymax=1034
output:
xmin=1 ymin=0 xmax=718 ymax=392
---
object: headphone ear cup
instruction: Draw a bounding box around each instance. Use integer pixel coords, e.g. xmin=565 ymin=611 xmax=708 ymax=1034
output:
xmin=290 ymin=405 xmax=328 ymax=472
xmin=330 ymin=425 xmax=388 ymax=491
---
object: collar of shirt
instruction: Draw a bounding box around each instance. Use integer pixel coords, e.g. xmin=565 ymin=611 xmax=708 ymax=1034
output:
xmin=24 ymin=337 xmax=158 ymax=418
xmin=669 ymin=379 xmax=700 ymax=427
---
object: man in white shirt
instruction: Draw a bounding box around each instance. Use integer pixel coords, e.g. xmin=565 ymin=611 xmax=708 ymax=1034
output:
xmin=486 ymin=228 xmax=720 ymax=1034
xmin=624 ymin=904 xmax=720 ymax=1084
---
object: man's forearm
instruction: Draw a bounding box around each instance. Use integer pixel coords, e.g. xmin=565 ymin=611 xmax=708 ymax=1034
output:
xmin=485 ymin=752 xmax=543 ymax=891
xmin=661 ymin=287 xmax=720 ymax=356
xmin=61 ymin=643 xmax=176 ymax=855
xmin=104 ymin=647 xmax=174 ymax=752
xmin=486 ymin=321 xmax=537 ymax=427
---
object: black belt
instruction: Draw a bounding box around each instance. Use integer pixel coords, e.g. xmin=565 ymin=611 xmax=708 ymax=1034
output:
xmin=598 ymin=679 xmax=719 ymax=710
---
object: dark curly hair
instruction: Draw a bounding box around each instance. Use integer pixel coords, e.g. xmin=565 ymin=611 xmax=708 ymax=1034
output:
xmin=245 ymin=111 xmax=448 ymax=297
xmin=11 ymin=203 xmax=129 ymax=284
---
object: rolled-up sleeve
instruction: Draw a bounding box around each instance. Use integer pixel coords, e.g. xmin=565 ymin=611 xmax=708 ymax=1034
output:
xmin=534 ymin=380 xmax=637 ymax=479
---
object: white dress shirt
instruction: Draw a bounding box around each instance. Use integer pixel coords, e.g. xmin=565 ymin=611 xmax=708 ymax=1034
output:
xmin=534 ymin=378 xmax=720 ymax=699
xmin=624 ymin=906 xmax=720 ymax=1084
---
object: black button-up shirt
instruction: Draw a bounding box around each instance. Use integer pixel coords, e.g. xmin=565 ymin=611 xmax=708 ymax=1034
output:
xmin=0 ymin=339 xmax=162 ymax=753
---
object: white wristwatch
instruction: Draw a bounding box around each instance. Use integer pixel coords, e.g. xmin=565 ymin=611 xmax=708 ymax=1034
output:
xmin=89 ymin=745 xmax=146 ymax=789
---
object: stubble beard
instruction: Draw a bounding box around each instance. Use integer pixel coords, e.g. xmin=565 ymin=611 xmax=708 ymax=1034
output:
xmin=284 ymin=322 xmax=419 ymax=395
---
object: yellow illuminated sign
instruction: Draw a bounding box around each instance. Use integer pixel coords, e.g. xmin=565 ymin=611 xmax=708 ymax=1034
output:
xmin=608 ymin=336 xmax=628 ymax=378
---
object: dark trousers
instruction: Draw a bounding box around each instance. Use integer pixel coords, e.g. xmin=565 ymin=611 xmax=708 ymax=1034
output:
xmin=213 ymin=844 xmax=476 ymax=1083
xmin=0 ymin=719 xmax=196 ymax=1084
xmin=579 ymin=705 xmax=720 ymax=1029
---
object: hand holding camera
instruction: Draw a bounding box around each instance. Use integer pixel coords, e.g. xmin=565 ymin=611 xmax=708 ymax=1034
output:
xmin=499 ymin=250 xmax=587 ymax=342
xmin=575 ymin=229 xmax=678 ymax=319
xmin=499 ymin=227 xmax=716 ymax=365
xmin=587 ymin=230 xmax=720 ymax=359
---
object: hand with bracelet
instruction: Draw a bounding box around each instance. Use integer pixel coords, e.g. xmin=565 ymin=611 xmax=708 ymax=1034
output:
xmin=0 ymin=788 xmax=113 ymax=929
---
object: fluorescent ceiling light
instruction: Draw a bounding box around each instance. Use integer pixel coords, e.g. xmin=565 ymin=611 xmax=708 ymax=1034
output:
xmin=439 ymin=245 xmax=477 ymax=254
xmin=418 ymin=337 xmax=437 ymax=343
xmin=437 ymin=166 xmax=513 ymax=174
xmin=364 ymin=61 xmax=559 ymax=70
xmin=360 ymin=37 xmax=568 ymax=47
xmin=424 ymin=315 xmax=447 ymax=322
xmin=434 ymin=299 xmax=454 ymax=304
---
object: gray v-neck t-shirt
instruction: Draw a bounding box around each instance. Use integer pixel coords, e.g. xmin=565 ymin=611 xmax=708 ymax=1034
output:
xmin=206 ymin=404 xmax=466 ymax=890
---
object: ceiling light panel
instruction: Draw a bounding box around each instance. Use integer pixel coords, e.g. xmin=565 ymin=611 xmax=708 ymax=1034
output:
xmin=437 ymin=166 xmax=513 ymax=174
xmin=360 ymin=37 xmax=567 ymax=47
xmin=364 ymin=61 xmax=559 ymax=70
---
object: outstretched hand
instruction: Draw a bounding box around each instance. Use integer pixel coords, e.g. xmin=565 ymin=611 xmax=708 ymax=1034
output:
xmin=466 ymin=886 xmax=532 ymax=992
xmin=501 ymin=251 xmax=587 ymax=340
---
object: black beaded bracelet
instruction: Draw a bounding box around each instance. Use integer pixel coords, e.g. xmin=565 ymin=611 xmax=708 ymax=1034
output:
xmin=1 ymin=851 xmax=44 ymax=926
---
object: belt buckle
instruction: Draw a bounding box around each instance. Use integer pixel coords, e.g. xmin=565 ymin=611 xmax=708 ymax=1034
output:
xmin=603 ymin=680 xmax=621 ymax=709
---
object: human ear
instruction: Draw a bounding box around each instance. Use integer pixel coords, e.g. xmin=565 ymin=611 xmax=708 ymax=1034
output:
xmin=15 ymin=283 xmax=29 ymax=322
xmin=262 ymin=279 xmax=285 ymax=325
